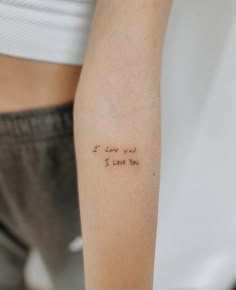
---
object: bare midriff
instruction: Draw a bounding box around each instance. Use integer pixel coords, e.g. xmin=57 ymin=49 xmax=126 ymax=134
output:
xmin=0 ymin=54 xmax=82 ymax=112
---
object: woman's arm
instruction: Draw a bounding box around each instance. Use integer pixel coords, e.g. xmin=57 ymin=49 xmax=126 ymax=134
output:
xmin=73 ymin=1 xmax=172 ymax=289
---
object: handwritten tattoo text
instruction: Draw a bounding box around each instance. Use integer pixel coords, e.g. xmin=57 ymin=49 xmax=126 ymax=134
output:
xmin=92 ymin=145 xmax=140 ymax=167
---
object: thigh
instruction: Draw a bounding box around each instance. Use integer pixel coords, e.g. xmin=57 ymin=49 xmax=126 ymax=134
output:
xmin=0 ymin=103 xmax=85 ymax=290
xmin=14 ymin=138 xmax=85 ymax=290
xmin=0 ymin=221 xmax=29 ymax=290
xmin=26 ymin=138 xmax=85 ymax=290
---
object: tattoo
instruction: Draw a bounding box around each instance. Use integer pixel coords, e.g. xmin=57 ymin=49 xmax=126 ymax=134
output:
xmin=92 ymin=145 xmax=140 ymax=167
xmin=92 ymin=145 xmax=101 ymax=152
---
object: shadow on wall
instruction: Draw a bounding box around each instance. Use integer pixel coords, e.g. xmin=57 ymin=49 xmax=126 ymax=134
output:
xmin=160 ymin=0 xmax=236 ymax=219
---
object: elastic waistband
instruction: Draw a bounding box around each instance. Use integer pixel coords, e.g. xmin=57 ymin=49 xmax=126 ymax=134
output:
xmin=0 ymin=101 xmax=74 ymax=143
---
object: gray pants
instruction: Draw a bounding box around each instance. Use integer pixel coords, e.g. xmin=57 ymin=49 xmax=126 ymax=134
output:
xmin=0 ymin=102 xmax=84 ymax=290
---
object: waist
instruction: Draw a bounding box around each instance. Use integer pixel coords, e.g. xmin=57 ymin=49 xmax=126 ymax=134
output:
xmin=0 ymin=100 xmax=74 ymax=144
xmin=0 ymin=54 xmax=82 ymax=112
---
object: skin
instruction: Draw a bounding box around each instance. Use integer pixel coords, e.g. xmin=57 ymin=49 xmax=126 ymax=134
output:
xmin=74 ymin=1 xmax=173 ymax=290
xmin=0 ymin=0 xmax=172 ymax=289
xmin=0 ymin=54 xmax=82 ymax=112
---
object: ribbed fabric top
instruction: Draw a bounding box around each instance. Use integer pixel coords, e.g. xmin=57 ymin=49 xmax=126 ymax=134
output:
xmin=0 ymin=0 xmax=96 ymax=65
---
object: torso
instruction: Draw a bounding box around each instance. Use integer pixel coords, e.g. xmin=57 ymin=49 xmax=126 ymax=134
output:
xmin=0 ymin=54 xmax=82 ymax=112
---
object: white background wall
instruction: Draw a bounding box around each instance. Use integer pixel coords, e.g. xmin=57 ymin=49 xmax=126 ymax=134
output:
xmin=155 ymin=1 xmax=236 ymax=289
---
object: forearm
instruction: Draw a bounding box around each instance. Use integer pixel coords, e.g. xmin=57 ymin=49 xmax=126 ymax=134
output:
xmin=73 ymin=1 xmax=172 ymax=289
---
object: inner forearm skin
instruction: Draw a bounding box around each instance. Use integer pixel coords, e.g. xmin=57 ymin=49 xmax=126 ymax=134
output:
xmin=73 ymin=1 xmax=173 ymax=289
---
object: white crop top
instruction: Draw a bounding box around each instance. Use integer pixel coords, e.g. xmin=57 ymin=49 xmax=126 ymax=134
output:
xmin=0 ymin=0 xmax=96 ymax=65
